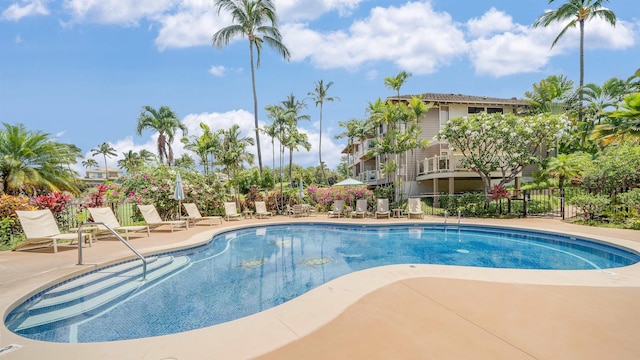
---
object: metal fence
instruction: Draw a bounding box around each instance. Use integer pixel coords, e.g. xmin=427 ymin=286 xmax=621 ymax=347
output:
xmin=56 ymin=202 xmax=140 ymax=232
xmin=416 ymin=187 xmax=626 ymax=220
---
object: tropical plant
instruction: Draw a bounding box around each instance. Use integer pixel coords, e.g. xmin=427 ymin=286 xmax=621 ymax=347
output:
xmin=580 ymin=141 xmax=640 ymax=194
xmin=91 ymin=142 xmax=117 ymax=178
xmin=0 ymin=123 xmax=82 ymax=196
xmin=533 ymin=0 xmax=617 ymax=121
xmin=181 ymin=122 xmax=219 ymax=176
xmin=308 ymin=79 xmax=339 ymax=185
xmin=118 ymin=150 xmax=143 ymax=173
xmin=524 ymin=74 xmax=576 ymax=115
xmin=437 ymin=112 xmax=569 ymax=196
xmin=136 ymin=105 xmax=187 ymax=166
xmin=592 ymin=93 xmax=640 ymax=144
xmin=217 ymin=124 xmax=255 ymax=201
xmin=543 ymin=152 xmax=591 ymax=189
xmin=81 ymin=158 xmax=98 ymax=170
xmin=212 ymin=0 xmax=291 ymax=173
xmin=384 ymin=70 xmax=412 ymax=98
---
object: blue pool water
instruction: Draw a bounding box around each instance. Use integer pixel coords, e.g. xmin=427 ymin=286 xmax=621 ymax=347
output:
xmin=6 ymin=223 xmax=639 ymax=343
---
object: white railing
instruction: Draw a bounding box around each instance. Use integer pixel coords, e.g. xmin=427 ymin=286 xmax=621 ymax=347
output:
xmin=417 ymin=154 xmax=468 ymax=175
xmin=357 ymin=170 xmax=381 ymax=183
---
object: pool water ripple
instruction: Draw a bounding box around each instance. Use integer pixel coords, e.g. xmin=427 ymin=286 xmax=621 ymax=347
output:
xmin=6 ymin=223 xmax=639 ymax=343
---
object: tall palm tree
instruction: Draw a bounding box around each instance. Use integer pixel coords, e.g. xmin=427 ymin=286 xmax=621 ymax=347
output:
xmin=259 ymin=121 xmax=279 ymax=182
xmin=308 ymin=80 xmax=339 ymax=185
xmin=181 ymin=123 xmax=219 ymax=176
xmin=283 ymin=128 xmax=311 ymax=185
xmin=136 ymin=105 xmax=187 ymax=166
xmin=91 ymin=142 xmax=117 ymax=179
xmin=217 ymin=124 xmax=255 ymax=202
xmin=138 ymin=149 xmax=157 ymax=166
xmin=0 ymin=123 xmax=82 ymax=195
xmin=533 ymin=0 xmax=616 ymax=121
xmin=81 ymin=158 xmax=98 ymax=170
xmin=384 ymin=70 xmax=412 ymax=98
xmin=118 ymin=150 xmax=142 ymax=174
xmin=280 ymin=94 xmax=310 ymax=187
xmin=212 ymin=0 xmax=291 ymax=174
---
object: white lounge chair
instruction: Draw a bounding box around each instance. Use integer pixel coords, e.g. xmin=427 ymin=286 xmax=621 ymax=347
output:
xmin=15 ymin=209 xmax=92 ymax=253
xmin=182 ymin=203 xmax=222 ymax=226
xmin=353 ymin=199 xmax=369 ymax=218
xmin=137 ymin=204 xmax=188 ymax=232
xmin=224 ymin=202 xmax=242 ymax=221
xmin=254 ymin=201 xmax=272 ymax=219
xmin=407 ymin=198 xmax=424 ymax=219
xmin=327 ymin=200 xmax=344 ymax=218
xmin=88 ymin=207 xmax=150 ymax=240
xmin=375 ymin=199 xmax=391 ymax=219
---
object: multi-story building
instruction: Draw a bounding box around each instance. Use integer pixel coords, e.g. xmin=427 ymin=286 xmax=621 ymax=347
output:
xmin=80 ymin=167 xmax=122 ymax=185
xmin=342 ymin=92 xmax=530 ymax=199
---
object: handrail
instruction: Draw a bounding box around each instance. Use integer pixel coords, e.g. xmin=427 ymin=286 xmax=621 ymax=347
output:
xmin=76 ymin=222 xmax=147 ymax=281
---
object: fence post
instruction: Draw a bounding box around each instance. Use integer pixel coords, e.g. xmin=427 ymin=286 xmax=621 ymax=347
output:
xmin=523 ymin=190 xmax=528 ymax=218
xmin=560 ymin=188 xmax=565 ymax=220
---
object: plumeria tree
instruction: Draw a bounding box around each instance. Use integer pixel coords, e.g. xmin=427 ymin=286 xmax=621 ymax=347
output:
xmin=437 ymin=112 xmax=569 ymax=196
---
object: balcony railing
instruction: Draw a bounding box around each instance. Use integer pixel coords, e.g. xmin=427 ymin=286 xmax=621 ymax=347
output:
xmin=356 ymin=170 xmax=381 ymax=184
xmin=417 ymin=154 xmax=468 ymax=175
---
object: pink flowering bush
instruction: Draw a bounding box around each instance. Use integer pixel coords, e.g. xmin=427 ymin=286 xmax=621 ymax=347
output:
xmin=305 ymin=186 xmax=373 ymax=211
xmin=105 ymin=166 xmax=225 ymax=218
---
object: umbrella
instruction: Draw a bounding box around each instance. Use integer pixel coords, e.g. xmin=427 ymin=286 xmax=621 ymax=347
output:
xmin=332 ymin=178 xmax=365 ymax=187
xmin=174 ymin=172 xmax=185 ymax=217
xmin=299 ymin=179 xmax=304 ymax=199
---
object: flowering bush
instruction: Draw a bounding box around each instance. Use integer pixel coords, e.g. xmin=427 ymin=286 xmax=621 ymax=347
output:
xmin=305 ymin=186 xmax=374 ymax=211
xmin=31 ymin=192 xmax=72 ymax=216
xmin=0 ymin=194 xmax=37 ymax=246
xmin=104 ymin=166 xmax=225 ymax=218
xmin=489 ymin=185 xmax=511 ymax=201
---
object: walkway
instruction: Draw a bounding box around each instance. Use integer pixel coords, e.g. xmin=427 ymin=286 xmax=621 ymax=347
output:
xmin=1 ymin=216 xmax=639 ymax=359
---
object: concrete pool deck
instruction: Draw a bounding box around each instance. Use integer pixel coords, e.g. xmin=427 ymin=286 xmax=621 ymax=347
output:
xmin=1 ymin=216 xmax=639 ymax=359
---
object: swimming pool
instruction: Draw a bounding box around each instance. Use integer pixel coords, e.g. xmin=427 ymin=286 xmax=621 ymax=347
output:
xmin=5 ymin=223 xmax=639 ymax=343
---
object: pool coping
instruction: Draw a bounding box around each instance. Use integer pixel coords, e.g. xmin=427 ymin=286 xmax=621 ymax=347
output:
xmin=1 ymin=216 xmax=639 ymax=359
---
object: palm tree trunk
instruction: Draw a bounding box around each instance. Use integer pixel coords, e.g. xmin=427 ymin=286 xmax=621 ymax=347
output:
xmin=249 ymin=42 xmax=263 ymax=173
xmin=579 ymin=20 xmax=585 ymax=124
xmin=319 ymin=105 xmax=325 ymax=185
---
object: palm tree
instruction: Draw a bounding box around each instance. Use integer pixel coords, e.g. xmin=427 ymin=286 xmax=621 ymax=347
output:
xmin=280 ymin=94 xmax=310 ymax=187
xmin=524 ymin=74 xmax=576 ymax=114
xmin=384 ymin=70 xmax=412 ymax=98
xmin=533 ymin=0 xmax=616 ymax=121
xmin=592 ymin=93 xmax=640 ymax=144
xmin=181 ymin=123 xmax=219 ymax=176
xmin=544 ymin=152 xmax=590 ymax=189
xmin=217 ymin=124 xmax=255 ymax=202
xmin=91 ymin=142 xmax=117 ymax=179
xmin=82 ymin=158 xmax=98 ymax=170
xmin=259 ymin=121 xmax=279 ymax=182
xmin=283 ymin=128 xmax=311 ymax=185
xmin=212 ymin=0 xmax=291 ymax=174
xmin=308 ymin=80 xmax=339 ymax=185
xmin=138 ymin=149 xmax=157 ymax=166
xmin=0 ymin=123 xmax=82 ymax=195
xmin=117 ymin=150 xmax=142 ymax=173
xmin=136 ymin=105 xmax=187 ymax=166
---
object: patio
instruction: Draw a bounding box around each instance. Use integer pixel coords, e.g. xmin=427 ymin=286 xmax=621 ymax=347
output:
xmin=1 ymin=216 xmax=639 ymax=359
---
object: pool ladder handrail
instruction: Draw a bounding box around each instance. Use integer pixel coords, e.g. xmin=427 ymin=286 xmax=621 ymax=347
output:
xmin=76 ymin=222 xmax=147 ymax=281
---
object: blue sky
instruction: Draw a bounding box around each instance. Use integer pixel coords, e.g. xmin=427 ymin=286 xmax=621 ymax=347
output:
xmin=1 ymin=0 xmax=638 ymax=174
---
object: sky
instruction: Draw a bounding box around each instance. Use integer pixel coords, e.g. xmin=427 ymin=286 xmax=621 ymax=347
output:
xmin=1 ymin=0 xmax=638 ymax=175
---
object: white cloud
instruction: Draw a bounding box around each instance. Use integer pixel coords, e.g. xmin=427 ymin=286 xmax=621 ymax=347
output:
xmin=282 ymin=1 xmax=467 ymax=74
xmin=467 ymin=8 xmax=514 ymax=38
xmin=2 ymin=0 xmax=49 ymax=21
xmin=276 ymin=0 xmax=364 ymax=22
xmin=208 ymin=65 xmax=226 ymax=77
xmin=155 ymin=6 xmax=219 ymax=50
xmin=62 ymin=0 xmax=174 ymax=25
xmin=466 ymin=10 xmax=636 ymax=77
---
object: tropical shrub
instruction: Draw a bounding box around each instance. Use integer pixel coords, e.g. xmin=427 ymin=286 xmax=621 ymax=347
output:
xmin=569 ymin=193 xmax=611 ymax=220
xmin=0 ymin=194 xmax=36 ymax=247
xmin=105 ymin=166 xmax=225 ymax=219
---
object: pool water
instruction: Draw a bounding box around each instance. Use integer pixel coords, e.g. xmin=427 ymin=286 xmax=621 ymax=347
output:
xmin=6 ymin=223 xmax=639 ymax=343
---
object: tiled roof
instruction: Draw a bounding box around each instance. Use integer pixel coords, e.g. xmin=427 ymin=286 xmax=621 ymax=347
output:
xmin=390 ymin=92 xmax=529 ymax=106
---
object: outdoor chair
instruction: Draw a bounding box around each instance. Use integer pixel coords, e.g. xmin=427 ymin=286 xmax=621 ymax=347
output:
xmin=88 ymin=207 xmax=150 ymax=240
xmin=407 ymin=198 xmax=424 ymax=219
xmin=254 ymin=201 xmax=272 ymax=219
xmin=327 ymin=200 xmax=345 ymax=218
xmin=224 ymin=202 xmax=242 ymax=221
xmin=137 ymin=204 xmax=188 ymax=232
xmin=375 ymin=199 xmax=391 ymax=219
xmin=182 ymin=203 xmax=222 ymax=226
xmin=353 ymin=199 xmax=369 ymax=218
xmin=15 ymin=209 xmax=93 ymax=253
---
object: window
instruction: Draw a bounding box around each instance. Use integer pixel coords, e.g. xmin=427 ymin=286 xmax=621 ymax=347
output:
xmin=487 ymin=107 xmax=503 ymax=114
xmin=468 ymin=107 xmax=484 ymax=114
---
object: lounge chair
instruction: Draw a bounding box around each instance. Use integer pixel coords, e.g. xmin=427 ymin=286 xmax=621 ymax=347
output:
xmin=15 ymin=209 xmax=92 ymax=253
xmin=254 ymin=201 xmax=272 ymax=219
xmin=353 ymin=199 xmax=369 ymax=218
xmin=375 ymin=199 xmax=391 ymax=219
xmin=407 ymin=198 xmax=424 ymax=219
xmin=224 ymin=202 xmax=242 ymax=221
xmin=137 ymin=204 xmax=188 ymax=232
xmin=88 ymin=207 xmax=150 ymax=240
xmin=291 ymin=204 xmax=307 ymax=217
xmin=327 ymin=200 xmax=344 ymax=218
xmin=182 ymin=203 xmax=222 ymax=226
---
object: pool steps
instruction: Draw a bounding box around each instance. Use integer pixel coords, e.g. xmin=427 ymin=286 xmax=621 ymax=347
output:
xmin=11 ymin=255 xmax=190 ymax=332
